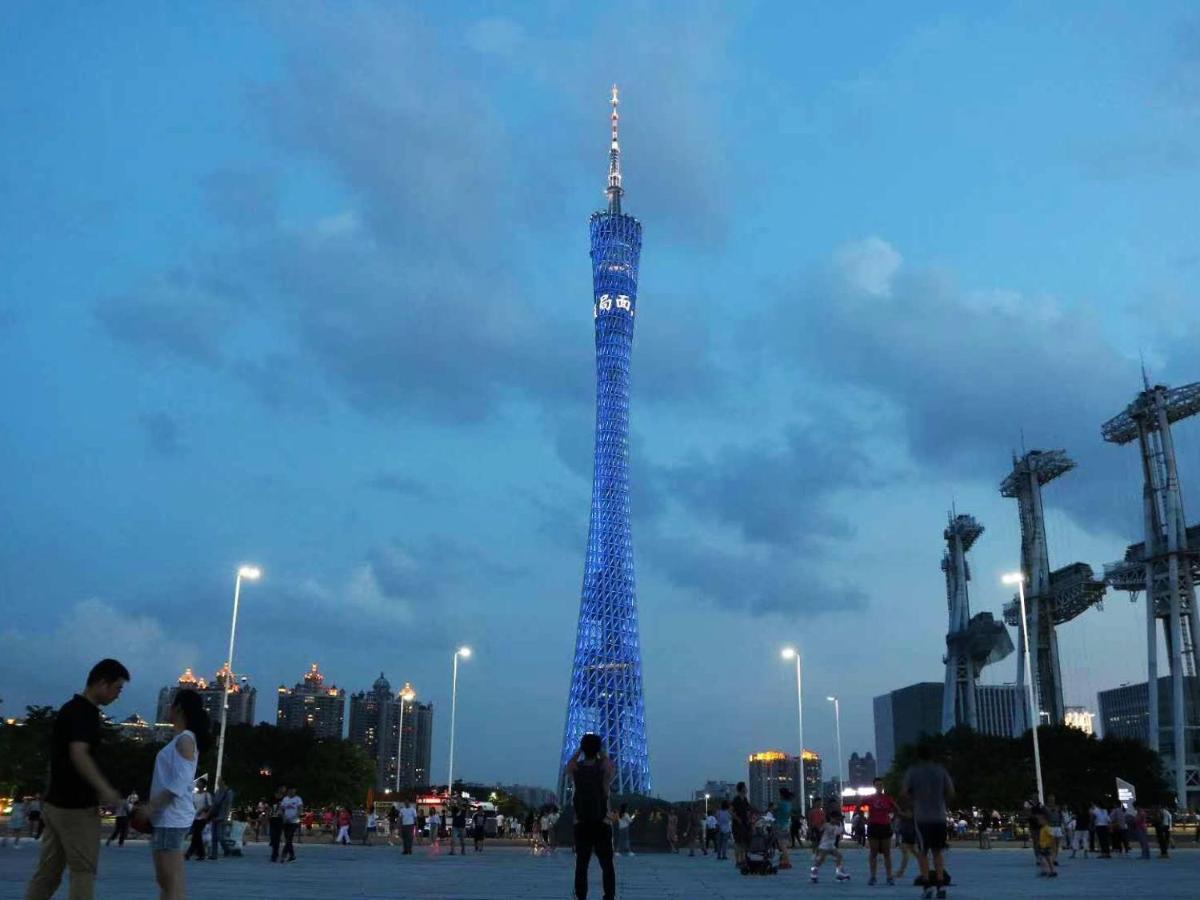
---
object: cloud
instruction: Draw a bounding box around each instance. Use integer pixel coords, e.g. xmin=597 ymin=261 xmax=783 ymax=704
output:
xmin=201 ymin=168 xmax=280 ymax=229
xmin=649 ymin=426 xmax=869 ymax=550
xmin=96 ymin=270 xmax=236 ymax=366
xmin=232 ymin=354 xmax=327 ymax=412
xmin=833 ymin=237 xmax=903 ymax=299
xmin=367 ymin=536 xmax=524 ymax=602
xmin=766 ymin=237 xmax=1147 ymax=532
xmin=464 ymin=17 xmax=526 ymax=58
xmin=138 ymin=411 xmax=185 ymax=457
xmin=363 ymin=472 xmax=432 ymax=499
xmin=643 ymin=532 xmax=868 ymax=617
xmin=0 ymin=599 xmax=199 ymax=716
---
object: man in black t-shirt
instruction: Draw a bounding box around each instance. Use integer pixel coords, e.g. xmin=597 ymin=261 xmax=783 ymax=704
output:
xmin=26 ymin=658 xmax=130 ymax=900
xmin=566 ymin=733 xmax=617 ymax=900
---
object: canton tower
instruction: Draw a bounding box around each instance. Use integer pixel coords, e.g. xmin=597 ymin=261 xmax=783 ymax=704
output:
xmin=559 ymin=86 xmax=650 ymax=799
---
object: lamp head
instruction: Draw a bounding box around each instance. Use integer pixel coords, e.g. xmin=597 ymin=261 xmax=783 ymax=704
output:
xmin=1001 ymin=571 xmax=1025 ymax=586
xmin=826 ymin=696 xmax=837 ymax=703
xmin=239 ymin=565 xmax=263 ymax=580
xmin=457 ymin=646 xmax=472 ymax=658
xmin=781 ymin=647 xmax=796 ymax=660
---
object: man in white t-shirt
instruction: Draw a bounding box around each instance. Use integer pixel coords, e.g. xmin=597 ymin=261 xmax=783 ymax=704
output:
xmin=399 ymin=802 xmax=417 ymax=855
xmin=280 ymin=789 xmax=303 ymax=862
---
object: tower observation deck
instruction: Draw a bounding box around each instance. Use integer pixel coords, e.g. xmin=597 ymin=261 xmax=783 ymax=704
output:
xmin=559 ymin=86 xmax=650 ymax=800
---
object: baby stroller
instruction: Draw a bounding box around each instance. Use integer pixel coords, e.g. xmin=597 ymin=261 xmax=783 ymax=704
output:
xmin=221 ymin=820 xmax=247 ymax=857
xmin=740 ymin=819 xmax=778 ymax=875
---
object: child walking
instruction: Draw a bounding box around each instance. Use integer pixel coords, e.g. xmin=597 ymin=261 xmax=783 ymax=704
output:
xmin=1035 ymin=813 xmax=1058 ymax=878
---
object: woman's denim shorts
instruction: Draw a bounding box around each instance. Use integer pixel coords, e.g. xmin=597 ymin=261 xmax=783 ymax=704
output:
xmin=151 ymin=826 xmax=190 ymax=852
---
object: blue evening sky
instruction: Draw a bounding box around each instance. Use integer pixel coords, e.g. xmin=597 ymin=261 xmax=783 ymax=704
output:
xmin=3 ymin=2 xmax=1200 ymax=799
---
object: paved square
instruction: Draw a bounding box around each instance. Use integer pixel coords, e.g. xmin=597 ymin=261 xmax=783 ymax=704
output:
xmin=1 ymin=841 xmax=1197 ymax=899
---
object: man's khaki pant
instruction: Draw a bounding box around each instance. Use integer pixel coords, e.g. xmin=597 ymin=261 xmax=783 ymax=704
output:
xmin=25 ymin=803 xmax=100 ymax=900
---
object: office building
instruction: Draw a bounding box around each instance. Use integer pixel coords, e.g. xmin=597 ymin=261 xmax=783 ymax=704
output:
xmin=276 ymin=663 xmax=346 ymax=739
xmin=977 ymin=683 xmax=1027 ymax=738
xmin=873 ymin=682 xmax=944 ymax=774
xmin=1099 ymin=677 xmax=1199 ymax=808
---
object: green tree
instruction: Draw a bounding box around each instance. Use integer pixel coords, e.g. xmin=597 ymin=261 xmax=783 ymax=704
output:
xmin=885 ymin=726 xmax=1170 ymax=812
xmin=0 ymin=706 xmax=57 ymax=796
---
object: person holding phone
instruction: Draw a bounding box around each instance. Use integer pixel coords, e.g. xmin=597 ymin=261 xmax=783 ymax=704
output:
xmin=566 ymin=733 xmax=616 ymax=900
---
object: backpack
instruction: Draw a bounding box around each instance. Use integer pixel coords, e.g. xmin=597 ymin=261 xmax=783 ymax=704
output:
xmin=573 ymin=758 xmax=608 ymax=824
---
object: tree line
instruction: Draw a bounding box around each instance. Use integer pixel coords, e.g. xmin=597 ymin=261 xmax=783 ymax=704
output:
xmin=0 ymin=709 xmax=375 ymax=808
xmin=882 ymin=725 xmax=1171 ymax=811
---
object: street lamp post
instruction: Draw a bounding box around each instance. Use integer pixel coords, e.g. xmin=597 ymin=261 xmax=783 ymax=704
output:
xmin=446 ymin=647 xmax=471 ymax=800
xmin=781 ymin=647 xmax=808 ymax=816
xmin=214 ymin=565 xmax=261 ymax=792
xmin=394 ymin=684 xmax=416 ymax=794
xmin=704 ymin=793 xmax=710 ymax=817
xmin=1003 ymin=571 xmax=1045 ymax=805
xmin=826 ymin=696 xmax=843 ymax=798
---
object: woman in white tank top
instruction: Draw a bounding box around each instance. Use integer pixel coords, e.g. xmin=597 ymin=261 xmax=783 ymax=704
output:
xmin=141 ymin=689 xmax=211 ymax=899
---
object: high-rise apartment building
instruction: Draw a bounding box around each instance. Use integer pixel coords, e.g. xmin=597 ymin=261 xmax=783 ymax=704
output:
xmin=347 ymin=674 xmax=433 ymax=791
xmin=847 ymin=752 xmax=877 ymax=787
xmin=747 ymin=750 xmax=822 ymax=811
xmin=276 ymin=663 xmax=346 ymax=739
xmin=156 ymin=666 xmax=256 ymax=729
xmin=1064 ymin=706 xmax=1095 ymax=735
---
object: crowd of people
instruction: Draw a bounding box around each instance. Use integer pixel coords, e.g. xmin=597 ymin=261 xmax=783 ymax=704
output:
xmin=8 ymin=658 xmax=1197 ymax=900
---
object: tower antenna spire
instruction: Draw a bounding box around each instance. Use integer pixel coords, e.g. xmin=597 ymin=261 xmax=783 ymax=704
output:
xmin=606 ymin=84 xmax=623 ymax=213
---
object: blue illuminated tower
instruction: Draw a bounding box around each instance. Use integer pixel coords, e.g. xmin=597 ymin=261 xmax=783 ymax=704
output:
xmin=559 ymin=86 xmax=651 ymax=799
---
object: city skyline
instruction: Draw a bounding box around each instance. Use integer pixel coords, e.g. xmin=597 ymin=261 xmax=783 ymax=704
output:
xmin=3 ymin=3 xmax=1200 ymax=800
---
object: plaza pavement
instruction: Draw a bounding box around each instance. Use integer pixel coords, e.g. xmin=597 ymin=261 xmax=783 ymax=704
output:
xmin=1 ymin=841 xmax=1198 ymax=899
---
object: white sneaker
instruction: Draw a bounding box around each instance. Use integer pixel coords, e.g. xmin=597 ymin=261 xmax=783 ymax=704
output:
xmin=836 ymin=868 xmax=851 ymax=882
xmin=811 ymin=865 xmax=819 ymax=883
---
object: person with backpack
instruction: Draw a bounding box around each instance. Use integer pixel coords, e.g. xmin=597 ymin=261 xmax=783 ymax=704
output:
xmin=565 ymin=732 xmax=616 ymax=900
xmin=472 ymin=807 xmax=487 ymax=852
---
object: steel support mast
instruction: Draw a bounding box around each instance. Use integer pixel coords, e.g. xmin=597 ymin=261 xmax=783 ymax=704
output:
xmin=1102 ymin=381 xmax=1200 ymax=809
xmin=942 ymin=513 xmax=1013 ymax=731
xmin=1000 ymin=450 xmax=1106 ymax=731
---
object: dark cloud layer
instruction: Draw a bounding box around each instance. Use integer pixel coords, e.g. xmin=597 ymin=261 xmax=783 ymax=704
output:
xmin=766 ymin=238 xmax=1160 ymax=534
xmin=138 ymin=411 xmax=185 ymax=458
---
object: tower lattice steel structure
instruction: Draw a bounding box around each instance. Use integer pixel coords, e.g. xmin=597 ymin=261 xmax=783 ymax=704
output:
xmin=1000 ymin=450 xmax=1105 ymax=731
xmin=941 ymin=512 xmax=1013 ymax=732
xmin=1102 ymin=380 xmax=1200 ymax=809
xmin=559 ymin=86 xmax=651 ymax=800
